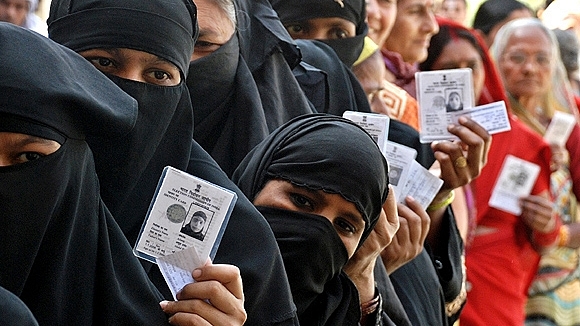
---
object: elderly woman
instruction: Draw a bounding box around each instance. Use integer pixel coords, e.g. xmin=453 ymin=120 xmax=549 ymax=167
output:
xmin=490 ymin=18 xmax=580 ymax=326
xmin=420 ymin=17 xmax=560 ymax=326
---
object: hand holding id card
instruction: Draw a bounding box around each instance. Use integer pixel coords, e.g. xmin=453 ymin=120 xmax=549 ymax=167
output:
xmin=416 ymin=68 xmax=510 ymax=143
xmin=134 ymin=166 xmax=237 ymax=299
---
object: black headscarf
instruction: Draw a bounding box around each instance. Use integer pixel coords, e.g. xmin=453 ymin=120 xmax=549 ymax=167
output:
xmin=295 ymin=39 xmax=372 ymax=115
xmin=270 ymin=0 xmax=368 ymax=67
xmin=187 ymin=33 xmax=270 ymax=177
xmin=232 ymin=114 xmax=389 ymax=324
xmin=47 ymin=0 xmax=198 ymax=246
xmin=48 ymin=2 xmax=300 ymax=324
xmin=233 ymin=114 xmax=389 ymax=240
xmin=472 ymin=0 xmax=532 ymax=36
xmin=0 ymin=23 xmax=169 ymax=325
xmin=234 ymin=0 xmax=316 ymax=131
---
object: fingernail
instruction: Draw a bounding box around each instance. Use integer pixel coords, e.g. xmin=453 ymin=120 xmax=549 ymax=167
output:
xmin=458 ymin=116 xmax=468 ymax=123
xmin=159 ymin=300 xmax=168 ymax=309
xmin=192 ymin=268 xmax=202 ymax=278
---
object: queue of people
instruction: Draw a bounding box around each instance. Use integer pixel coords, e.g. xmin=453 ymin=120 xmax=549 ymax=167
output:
xmin=1 ymin=0 xmax=579 ymax=325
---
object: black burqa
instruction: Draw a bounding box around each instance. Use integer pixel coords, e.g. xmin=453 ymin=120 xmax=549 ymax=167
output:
xmin=48 ymin=0 xmax=198 ymax=248
xmin=294 ymin=39 xmax=371 ymax=116
xmin=234 ymin=0 xmax=316 ymax=131
xmin=232 ymin=114 xmax=390 ymax=325
xmin=0 ymin=23 xmax=169 ymax=325
xmin=187 ymin=33 xmax=270 ymax=177
xmin=382 ymin=131 xmax=463 ymax=326
xmin=48 ymin=1 xmax=298 ymax=325
xmin=270 ymin=0 xmax=368 ymax=68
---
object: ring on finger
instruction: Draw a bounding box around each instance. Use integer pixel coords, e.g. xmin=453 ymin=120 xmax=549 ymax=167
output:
xmin=454 ymin=156 xmax=467 ymax=168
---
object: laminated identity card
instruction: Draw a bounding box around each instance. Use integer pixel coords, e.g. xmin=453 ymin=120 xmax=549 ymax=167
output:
xmin=488 ymin=155 xmax=540 ymax=215
xmin=343 ymin=111 xmax=442 ymax=208
xmin=416 ymin=68 xmax=511 ymax=143
xmin=134 ymin=166 xmax=237 ymax=299
xmin=544 ymin=111 xmax=576 ymax=146
xmin=342 ymin=111 xmax=390 ymax=154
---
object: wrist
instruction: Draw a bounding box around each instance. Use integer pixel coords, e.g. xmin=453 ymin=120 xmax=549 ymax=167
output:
xmin=428 ymin=190 xmax=455 ymax=212
xmin=533 ymin=216 xmax=562 ymax=247
xmin=360 ymin=287 xmax=380 ymax=318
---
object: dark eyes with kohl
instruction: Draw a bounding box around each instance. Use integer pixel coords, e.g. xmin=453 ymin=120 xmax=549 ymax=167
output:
xmin=0 ymin=133 xmax=61 ymax=166
xmin=79 ymin=49 xmax=181 ymax=86
xmin=289 ymin=192 xmax=358 ymax=235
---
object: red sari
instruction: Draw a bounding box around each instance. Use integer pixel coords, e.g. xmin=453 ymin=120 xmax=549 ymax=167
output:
xmin=422 ymin=18 xmax=555 ymax=325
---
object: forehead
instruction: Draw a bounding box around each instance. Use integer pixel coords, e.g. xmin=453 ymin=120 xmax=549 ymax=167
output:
xmin=300 ymin=17 xmax=356 ymax=29
xmin=441 ymin=38 xmax=481 ymax=60
xmin=0 ymin=0 xmax=28 ymax=5
xmin=504 ymin=26 xmax=551 ymax=52
xmin=398 ymin=0 xmax=433 ymax=8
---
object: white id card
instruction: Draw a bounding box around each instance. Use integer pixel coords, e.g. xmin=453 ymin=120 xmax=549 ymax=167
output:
xmin=488 ymin=155 xmax=540 ymax=215
xmin=133 ymin=166 xmax=237 ymax=297
xmin=343 ymin=111 xmax=391 ymax=154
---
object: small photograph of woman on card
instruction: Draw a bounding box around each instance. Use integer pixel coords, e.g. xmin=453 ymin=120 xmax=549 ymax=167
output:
xmin=181 ymin=207 xmax=213 ymax=241
xmin=446 ymin=89 xmax=464 ymax=112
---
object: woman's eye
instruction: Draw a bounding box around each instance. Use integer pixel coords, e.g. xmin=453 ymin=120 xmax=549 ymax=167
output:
xmin=85 ymin=57 xmax=117 ymax=72
xmin=468 ymin=62 xmax=480 ymax=71
xmin=87 ymin=57 xmax=114 ymax=68
xmin=17 ymin=152 xmax=44 ymax=163
xmin=152 ymin=71 xmax=170 ymax=80
xmin=194 ymin=41 xmax=222 ymax=54
xmin=290 ymin=193 xmax=314 ymax=210
xmin=97 ymin=58 xmax=112 ymax=67
xmin=331 ymin=28 xmax=349 ymax=39
xmin=335 ymin=218 xmax=356 ymax=235
xmin=286 ymin=24 xmax=305 ymax=35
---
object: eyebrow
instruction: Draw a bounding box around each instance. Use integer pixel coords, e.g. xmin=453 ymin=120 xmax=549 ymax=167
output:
xmin=6 ymin=134 xmax=56 ymax=147
xmin=102 ymin=48 xmax=177 ymax=68
xmin=294 ymin=185 xmax=365 ymax=227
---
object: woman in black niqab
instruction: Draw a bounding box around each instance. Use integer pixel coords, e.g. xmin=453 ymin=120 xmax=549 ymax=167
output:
xmin=0 ymin=23 xmax=170 ymax=325
xmin=47 ymin=0 xmax=198 ymax=247
xmin=232 ymin=114 xmax=390 ymax=325
xmin=48 ymin=1 xmax=298 ymax=324
xmin=270 ymin=0 xmax=368 ymax=68
xmin=188 ymin=31 xmax=270 ymax=177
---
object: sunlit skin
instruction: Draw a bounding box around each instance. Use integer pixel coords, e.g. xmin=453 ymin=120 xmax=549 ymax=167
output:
xmin=366 ymin=0 xmax=397 ymax=47
xmin=483 ymin=8 xmax=532 ymax=48
xmin=383 ymin=0 xmax=438 ymax=64
xmin=284 ymin=17 xmax=356 ymax=40
xmin=191 ymin=0 xmax=235 ymax=61
xmin=0 ymin=132 xmax=61 ymax=167
xmin=497 ymin=26 xmax=552 ymax=106
xmin=436 ymin=0 xmax=466 ymax=25
xmin=78 ymin=48 xmax=181 ymax=86
xmin=430 ymin=38 xmax=485 ymax=100
xmin=253 ymin=179 xmax=365 ymax=258
xmin=0 ymin=0 xmax=29 ymax=27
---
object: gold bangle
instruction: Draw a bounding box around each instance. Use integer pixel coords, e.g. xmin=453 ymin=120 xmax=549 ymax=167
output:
xmin=558 ymin=224 xmax=570 ymax=247
xmin=427 ymin=190 xmax=455 ymax=212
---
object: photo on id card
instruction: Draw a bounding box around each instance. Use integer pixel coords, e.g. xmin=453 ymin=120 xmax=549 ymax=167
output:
xmin=416 ymin=68 xmax=474 ymax=142
xmin=133 ymin=166 xmax=236 ymax=265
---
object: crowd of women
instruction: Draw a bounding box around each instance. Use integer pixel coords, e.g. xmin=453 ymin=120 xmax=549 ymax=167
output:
xmin=1 ymin=0 xmax=580 ymax=325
